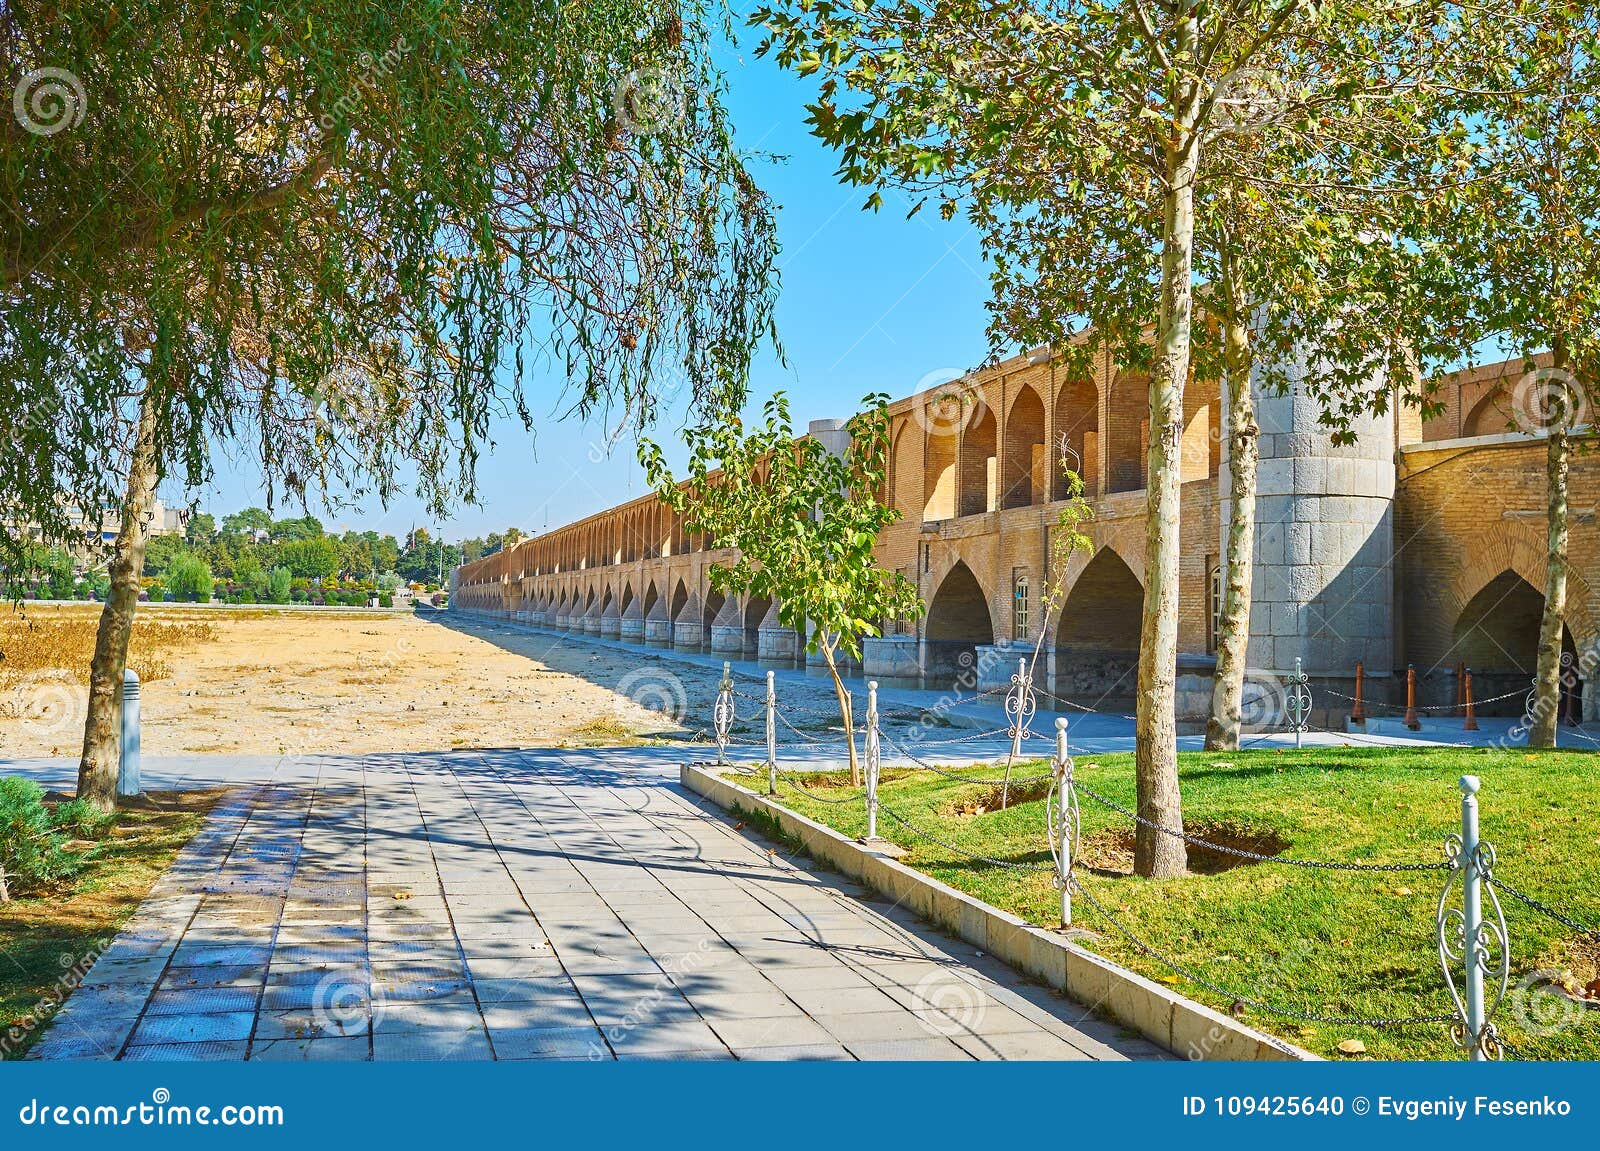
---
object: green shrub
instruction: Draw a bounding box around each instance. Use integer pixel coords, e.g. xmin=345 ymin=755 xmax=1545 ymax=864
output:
xmin=166 ymin=552 xmax=214 ymax=602
xmin=50 ymin=797 xmax=114 ymax=839
xmin=267 ymin=566 xmax=293 ymax=604
xmin=0 ymin=778 xmax=77 ymax=892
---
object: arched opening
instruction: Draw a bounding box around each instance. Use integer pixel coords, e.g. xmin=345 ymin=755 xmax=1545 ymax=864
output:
xmin=1463 ymin=388 xmax=1514 ymax=438
xmin=1180 ymin=380 xmax=1218 ymax=482
xmin=620 ymin=584 xmax=634 ymax=615
xmin=703 ymin=587 xmax=727 ymax=640
xmin=1001 ymin=384 xmax=1046 ymax=509
xmin=640 ymin=581 xmax=658 ymax=620
xmin=892 ymin=424 xmax=920 ymax=520
xmin=1451 ymin=570 xmax=1582 ymax=718
xmin=923 ymin=413 xmax=957 ymax=521
xmin=958 ymin=404 xmax=998 ymax=517
xmin=1107 ymin=370 xmax=1149 ymax=495
xmin=743 ymin=594 xmax=772 ymax=658
xmin=924 ymin=562 xmax=995 ymax=686
xmin=669 ymin=579 xmax=689 ymax=622
xmin=1053 ymin=378 xmax=1099 ymax=500
xmin=1056 ymin=548 xmax=1144 ymax=708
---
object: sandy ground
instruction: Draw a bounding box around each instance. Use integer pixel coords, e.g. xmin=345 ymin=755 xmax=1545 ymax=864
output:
xmin=0 ymin=606 xmax=849 ymax=759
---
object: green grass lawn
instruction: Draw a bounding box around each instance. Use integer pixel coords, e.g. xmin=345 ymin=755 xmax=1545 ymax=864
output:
xmin=745 ymin=746 xmax=1600 ymax=1060
xmin=1 ymin=789 xmax=220 ymax=1059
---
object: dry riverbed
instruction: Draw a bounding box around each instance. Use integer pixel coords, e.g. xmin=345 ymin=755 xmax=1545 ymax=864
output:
xmin=0 ymin=604 xmax=835 ymax=758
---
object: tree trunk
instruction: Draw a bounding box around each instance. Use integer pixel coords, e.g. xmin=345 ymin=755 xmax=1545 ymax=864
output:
xmin=1529 ymin=385 xmax=1569 ymax=748
xmin=76 ymin=391 xmax=163 ymax=808
xmin=1205 ymin=234 xmax=1258 ymax=752
xmin=820 ymin=640 xmax=861 ymax=785
xmin=1134 ymin=81 xmax=1197 ymax=878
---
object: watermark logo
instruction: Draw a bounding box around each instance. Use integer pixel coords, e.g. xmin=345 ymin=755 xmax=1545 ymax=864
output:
xmin=614 ymin=668 xmax=688 ymax=724
xmin=12 ymin=68 xmax=86 ymax=136
xmin=309 ymin=970 xmax=372 ymax=1037
xmin=1210 ymin=66 xmax=1289 ymax=135
xmin=612 ymin=67 xmax=686 ymax=137
xmin=910 ymin=370 xmax=984 ymax=440
xmin=1509 ymin=968 xmax=1590 ymax=1038
xmin=909 ymin=970 xmax=986 ymax=1037
xmin=1238 ymin=670 xmax=1287 ymax=733
xmin=1512 ymin=366 xmax=1589 ymax=436
xmin=6 ymin=672 xmax=89 ymax=740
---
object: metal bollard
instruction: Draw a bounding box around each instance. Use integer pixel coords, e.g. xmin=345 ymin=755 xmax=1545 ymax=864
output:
xmin=1050 ymin=717 xmax=1077 ymax=927
xmin=712 ymin=662 xmax=734 ymax=767
xmin=118 ymin=667 xmax=142 ymax=799
xmin=1437 ymin=775 xmax=1508 ymax=1061
xmin=863 ymin=681 xmax=880 ymax=841
xmin=765 ymin=670 xmax=777 ymax=795
xmin=1286 ymin=657 xmax=1312 ymax=749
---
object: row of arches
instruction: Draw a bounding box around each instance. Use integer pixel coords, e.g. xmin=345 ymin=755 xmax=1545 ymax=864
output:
xmin=892 ymin=373 xmax=1217 ymax=525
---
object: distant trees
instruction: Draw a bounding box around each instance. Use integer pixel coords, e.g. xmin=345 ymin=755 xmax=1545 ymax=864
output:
xmin=164 ymin=554 xmax=213 ymax=603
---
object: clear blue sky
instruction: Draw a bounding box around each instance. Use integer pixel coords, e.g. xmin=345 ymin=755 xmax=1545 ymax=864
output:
xmin=178 ymin=33 xmax=997 ymax=545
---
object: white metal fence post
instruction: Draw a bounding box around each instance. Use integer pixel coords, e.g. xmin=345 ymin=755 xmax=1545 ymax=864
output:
xmin=1438 ymin=774 xmax=1508 ymax=1061
xmin=864 ymin=680 xmax=880 ymax=841
xmin=713 ymin=662 xmax=733 ymax=767
xmin=1050 ymin=717 xmax=1077 ymax=927
xmin=765 ymin=670 xmax=777 ymax=795
xmin=118 ymin=667 xmax=142 ymax=799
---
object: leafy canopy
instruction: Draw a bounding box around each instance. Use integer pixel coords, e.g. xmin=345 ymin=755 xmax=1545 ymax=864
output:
xmin=639 ymin=392 xmax=922 ymax=662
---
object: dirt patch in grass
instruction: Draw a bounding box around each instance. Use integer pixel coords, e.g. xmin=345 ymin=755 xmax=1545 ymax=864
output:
xmin=1077 ymin=823 xmax=1290 ymax=876
xmin=953 ymin=776 xmax=1054 ymax=814
xmin=0 ymin=788 xmax=224 ymax=1059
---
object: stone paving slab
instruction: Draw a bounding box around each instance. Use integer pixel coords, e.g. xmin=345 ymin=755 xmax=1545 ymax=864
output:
xmin=26 ymin=746 xmax=1169 ymax=1062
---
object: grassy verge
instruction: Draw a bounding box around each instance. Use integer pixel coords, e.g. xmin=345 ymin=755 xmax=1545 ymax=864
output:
xmin=753 ymin=746 xmax=1600 ymax=1060
xmin=1 ymin=789 xmax=223 ymax=1059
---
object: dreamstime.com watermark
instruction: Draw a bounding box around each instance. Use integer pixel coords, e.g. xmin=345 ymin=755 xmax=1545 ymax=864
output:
xmin=16 ymin=1089 xmax=284 ymax=1128
xmin=0 ymin=938 xmax=112 ymax=1058
xmin=310 ymin=37 xmax=413 ymax=142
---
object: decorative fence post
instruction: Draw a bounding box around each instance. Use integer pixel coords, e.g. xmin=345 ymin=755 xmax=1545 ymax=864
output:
xmin=1350 ymin=660 xmax=1365 ymax=726
xmin=712 ymin=662 xmax=734 ymax=767
xmin=1047 ymin=718 xmax=1078 ymax=928
xmin=863 ymin=681 xmax=881 ymax=842
xmin=1437 ymin=775 xmax=1508 ymax=1061
xmin=765 ymin=670 xmax=777 ymax=795
xmin=1463 ymin=668 xmax=1480 ymax=732
xmin=1001 ymin=656 xmax=1037 ymax=808
xmin=1405 ymin=664 xmax=1421 ymax=731
xmin=1286 ymin=657 xmax=1312 ymax=749
xmin=118 ymin=667 xmax=142 ymax=800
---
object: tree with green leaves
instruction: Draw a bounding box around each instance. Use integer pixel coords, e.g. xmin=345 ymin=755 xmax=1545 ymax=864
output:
xmin=3 ymin=2 xmax=779 ymax=807
xmin=754 ymin=0 xmax=1509 ymax=873
xmin=641 ymin=393 xmax=922 ymax=784
xmin=1413 ymin=15 xmax=1600 ymax=746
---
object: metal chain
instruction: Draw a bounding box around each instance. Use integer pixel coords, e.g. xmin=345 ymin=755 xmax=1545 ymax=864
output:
xmin=1485 ymin=875 xmax=1600 ymax=937
xmin=1072 ymin=781 xmax=1449 ymax=873
xmin=1322 ymin=685 xmax=1528 ymax=712
xmin=774 ymin=770 xmax=867 ymax=807
xmin=873 ymin=803 xmax=1058 ymax=872
xmin=879 ymin=732 xmax=1054 ymax=786
xmin=1067 ymin=875 xmax=1456 ymax=1026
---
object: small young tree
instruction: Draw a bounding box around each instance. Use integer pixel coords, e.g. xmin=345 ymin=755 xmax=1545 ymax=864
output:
xmin=641 ymin=393 xmax=922 ymax=784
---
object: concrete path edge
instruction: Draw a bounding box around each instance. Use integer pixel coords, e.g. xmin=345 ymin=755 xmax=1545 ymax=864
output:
xmin=682 ymin=763 xmax=1318 ymax=1063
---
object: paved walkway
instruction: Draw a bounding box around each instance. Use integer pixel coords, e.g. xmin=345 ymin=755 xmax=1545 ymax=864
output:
xmin=25 ymin=747 xmax=1170 ymax=1062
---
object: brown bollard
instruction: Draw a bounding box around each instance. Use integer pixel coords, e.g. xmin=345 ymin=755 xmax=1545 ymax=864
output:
xmin=1455 ymin=661 xmax=1467 ymax=716
xmin=1351 ymin=661 xmax=1366 ymax=725
xmin=1405 ymin=664 xmax=1421 ymax=731
xmin=1464 ymin=668 xmax=1480 ymax=731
